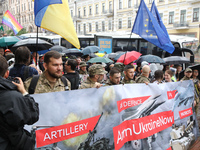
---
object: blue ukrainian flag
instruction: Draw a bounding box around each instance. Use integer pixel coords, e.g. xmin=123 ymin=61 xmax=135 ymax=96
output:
xmin=132 ymin=0 xmax=174 ymax=54
xmin=34 ymin=0 xmax=80 ymax=49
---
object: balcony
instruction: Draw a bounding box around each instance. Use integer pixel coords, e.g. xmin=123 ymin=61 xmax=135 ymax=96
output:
xmin=186 ymin=0 xmax=197 ymax=3
xmin=173 ymin=21 xmax=189 ymax=29
xmin=105 ymin=10 xmax=114 ymax=17
xmin=73 ymin=16 xmax=82 ymax=22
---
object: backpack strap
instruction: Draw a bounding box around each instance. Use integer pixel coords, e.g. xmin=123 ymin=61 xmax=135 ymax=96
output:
xmin=23 ymin=66 xmax=29 ymax=82
xmin=28 ymin=75 xmax=40 ymax=94
xmin=61 ymin=76 xmax=69 ymax=91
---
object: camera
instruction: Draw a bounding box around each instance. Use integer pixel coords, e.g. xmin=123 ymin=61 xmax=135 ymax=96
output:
xmin=7 ymin=76 xmax=20 ymax=84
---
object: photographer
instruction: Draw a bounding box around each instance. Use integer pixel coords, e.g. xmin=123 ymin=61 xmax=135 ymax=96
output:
xmin=0 ymin=55 xmax=39 ymax=150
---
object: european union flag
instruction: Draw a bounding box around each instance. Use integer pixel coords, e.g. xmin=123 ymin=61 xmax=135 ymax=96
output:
xmin=151 ymin=1 xmax=170 ymax=39
xmin=132 ymin=0 xmax=174 ymax=54
xmin=34 ymin=0 xmax=80 ymax=49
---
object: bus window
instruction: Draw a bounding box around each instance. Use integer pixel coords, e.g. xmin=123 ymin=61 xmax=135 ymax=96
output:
xmin=52 ymin=38 xmax=59 ymax=45
xmin=182 ymin=41 xmax=198 ymax=51
xmin=113 ymin=39 xmax=138 ymax=52
xmin=139 ymin=40 xmax=158 ymax=56
xmin=78 ymin=38 xmax=94 ymax=48
xmin=61 ymin=38 xmax=73 ymax=48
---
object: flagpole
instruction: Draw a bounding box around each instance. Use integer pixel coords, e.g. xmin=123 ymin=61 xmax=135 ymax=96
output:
xmin=36 ymin=27 xmax=38 ymax=66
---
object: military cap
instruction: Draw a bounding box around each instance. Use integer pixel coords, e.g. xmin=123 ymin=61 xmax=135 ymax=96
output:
xmin=88 ymin=64 xmax=107 ymax=75
xmin=185 ymin=68 xmax=192 ymax=73
xmin=79 ymin=61 xmax=87 ymax=67
xmin=114 ymin=62 xmax=124 ymax=72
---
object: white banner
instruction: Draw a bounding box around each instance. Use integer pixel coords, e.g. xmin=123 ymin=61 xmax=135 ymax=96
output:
xmin=26 ymin=80 xmax=199 ymax=150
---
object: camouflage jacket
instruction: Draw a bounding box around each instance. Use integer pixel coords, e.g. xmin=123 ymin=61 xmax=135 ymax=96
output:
xmin=121 ymin=78 xmax=136 ymax=84
xmin=104 ymin=79 xmax=122 ymax=86
xmin=135 ymin=75 xmax=150 ymax=83
xmin=79 ymin=77 xmax=97 ymax=89
xmin=181 ymin=76 xmax=191 ymax=81
xmin=79 ymin=69 xmax=88 ymax=75
xmin=24 ymin=72 xmax=71 ymax=94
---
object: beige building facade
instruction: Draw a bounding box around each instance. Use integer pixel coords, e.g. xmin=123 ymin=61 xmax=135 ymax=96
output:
xmin=0 ymin=0 xmax=200 ymax=43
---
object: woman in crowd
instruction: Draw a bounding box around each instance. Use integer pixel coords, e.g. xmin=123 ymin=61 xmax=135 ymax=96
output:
xmin=164 ymin=69 xmax=174 ymax=82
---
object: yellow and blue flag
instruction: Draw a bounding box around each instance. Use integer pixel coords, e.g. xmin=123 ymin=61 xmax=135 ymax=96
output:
xmin=132 ymin=0 xmax=174 ymax=54
xmin=151 ymin=1 xmax=170 ymax=39
xmin=34 ymin=0 xmax=80 ymax=49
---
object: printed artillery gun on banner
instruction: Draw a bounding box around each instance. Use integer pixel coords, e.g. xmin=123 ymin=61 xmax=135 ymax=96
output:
xmin=77 ymin=112 xmax=114 ymax=150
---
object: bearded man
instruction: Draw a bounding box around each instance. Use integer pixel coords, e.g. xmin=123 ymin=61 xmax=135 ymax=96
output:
xmin=24 ymin=51 xmax=71 ymax=94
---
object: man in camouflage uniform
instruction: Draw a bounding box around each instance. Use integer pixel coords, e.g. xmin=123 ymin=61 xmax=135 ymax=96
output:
xmin=122 ymin=65 xmax=135 ymax=84
xmin=24 ymin=51 xmax=71 ymax=94
xmin=181 ymin=68 xmax=199 ymax=114
xmin=181 ymin=68 xmax=192 ymax=81
xmin=79 ymin=61 xmax=88 ymax=75
xmin=114 ymin=62 xmax=125 ymax=78
xmin=104 ymin=67 xmax=121 ymax=86
xmin=79 ymin=64 xmax=107 ymax=89
xmin=135 ymin=65 xmax=150 ymax=83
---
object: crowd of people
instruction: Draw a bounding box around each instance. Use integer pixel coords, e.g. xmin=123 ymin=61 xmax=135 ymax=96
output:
xmin=0 ymin=46 xmax=200 ymax=149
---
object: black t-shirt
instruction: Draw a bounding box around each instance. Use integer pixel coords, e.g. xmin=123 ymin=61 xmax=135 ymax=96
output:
xmin=63 ymin=71 xmax=80 ymax=90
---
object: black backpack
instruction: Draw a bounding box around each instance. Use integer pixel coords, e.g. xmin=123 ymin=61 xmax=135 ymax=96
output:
xmin=28 ymin=75 xmax=69 ymax=94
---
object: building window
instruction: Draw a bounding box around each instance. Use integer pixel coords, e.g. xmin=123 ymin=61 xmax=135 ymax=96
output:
xmin=28 ymin=2 xmax=30 ymax=11
xmin=160 ymin=13 xmax=163 ymax=20
xmin=83 ymin=24 xmax=86 ymax=34
xmin=109 ymin=1 xmax=112 ymax=13
xmin=180 ymin=10 xmax=186 ymax=24
xmin=119 ymin=0 xmax=122 ymax=9
xmin=149 ymin=0 xmax=153 ymax=4
xmin=89 ymin=6 xmax=92 ymax=15
xmin=96 ymin=22 xmax=98 ymax=31
xmin=102 ymin=21 xmax=105 ymax=31
xmin=118 ymin=18 xmax=122 ymax=29
xmin=109 ymin=20 xmax=112 ymax=30
xmin=128 ymin=0 xmax=132 ymax=8
xmin=96 ymin=4 xmax=98 ymax=14
xmin=128 ymin=17 xmax=132 ymax=28
xmin=102 ymin=3 xmax=105 ymax=13
xmin=84 ymin=7 xmax=86 ymax=16
xmin=193 ymin=8 xmax=199 ymax=22
xmin=89 ymin=23 xmax=92 ymax=32
xmin=159 ymin=0 xmax=164 ymax=2
xmin=169 ymin=11 xmax=174 ymax=24
xmin=78 ymin=8 xmax=81 ymax=17
xmin=71 ymin=10 xmax=73 ymax=17
xmin=78 ymin=24 xmax=81 ymax=34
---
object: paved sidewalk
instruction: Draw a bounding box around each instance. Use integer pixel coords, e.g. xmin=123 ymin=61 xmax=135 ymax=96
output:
xmin=189 ymin=137 xmax=200 ymax=150
xmin=196 ymin=102 xmax=200 ymax=129
xmin=189 ymin=103 xmax=200 ymax=150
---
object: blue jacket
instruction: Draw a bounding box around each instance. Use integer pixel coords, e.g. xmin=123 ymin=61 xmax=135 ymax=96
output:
xmin=9 ymin=64 xmax=38 ymax=82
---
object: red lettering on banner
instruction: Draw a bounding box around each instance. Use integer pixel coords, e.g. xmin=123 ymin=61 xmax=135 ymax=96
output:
xmin=113 ymin=111 xmax=174 ymax=150
xmin=179 ymin=107 xmax=193 ymax=119
xmin=36 ymin=115 xmax=101 ymax=148
xmin=117 ymin=96 xmax=151 ymax=113
xmin=167 ymin=90 xmax=178 ymax=100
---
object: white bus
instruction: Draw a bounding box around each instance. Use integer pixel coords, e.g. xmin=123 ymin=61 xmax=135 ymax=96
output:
xmin=21 ymin=33 xmax=199 ymax=63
